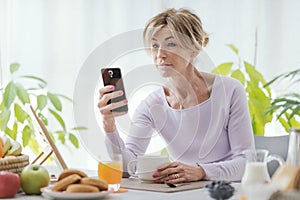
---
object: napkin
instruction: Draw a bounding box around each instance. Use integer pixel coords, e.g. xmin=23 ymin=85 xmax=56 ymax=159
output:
xmin=121 ymin=178 xmax=211 ymax=193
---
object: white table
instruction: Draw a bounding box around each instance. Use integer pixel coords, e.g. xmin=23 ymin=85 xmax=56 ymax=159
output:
xmin=13 ymin=185 xmax=242 ymax=200
xmin=13 ymin=182 xmax=242 ymax=200
xmin=12 ymin=166 xmax=242 ymax=200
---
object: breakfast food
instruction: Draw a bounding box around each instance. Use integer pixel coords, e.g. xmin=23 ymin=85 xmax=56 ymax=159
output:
xmin=272 ymin=164 xmax=300 ymax=191
xmin=80 ymin=177 xmax=108 ymax=191
xmin=51 ymin=174 xmax=81 ymax=191
xmin=271 ymin=163 xmax=299 ymax=191
xmin=291 ymin=167 xmax=300 ymax=189
xmin=205 ymin=181 xmax=235 ymax=200
xmin=0 ymin=135 xmax=22 ymax=158
xmin=57 ymin=169 xmax=88 ymax=181
xmin=0 ymin=138 xmax=4 ymax=158
xmin=66 ymin=184 xmax=99 ymax=193
xmin=51 ymin=169 xmax=108 ymax=193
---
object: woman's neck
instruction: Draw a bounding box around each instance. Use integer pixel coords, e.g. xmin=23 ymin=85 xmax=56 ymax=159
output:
xmin=164 ymin=69 xmax=214 ymax=109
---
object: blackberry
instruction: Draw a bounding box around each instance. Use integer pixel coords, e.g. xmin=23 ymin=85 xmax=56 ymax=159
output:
xmin=205 ymin=181 xmax=235 ymax=200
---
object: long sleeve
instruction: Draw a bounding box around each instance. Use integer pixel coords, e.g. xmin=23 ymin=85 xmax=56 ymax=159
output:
xmin=200 ymin=78 xmax=255 ymax=181
xmin=104 ymin=76 xmax=255 ymax=181
xmin=104 ymin=100 xmax=155 ymax=173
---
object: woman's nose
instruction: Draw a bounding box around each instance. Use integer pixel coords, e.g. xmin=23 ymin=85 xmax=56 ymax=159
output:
xmin=157 ymin=47 xmax=167 ymax=59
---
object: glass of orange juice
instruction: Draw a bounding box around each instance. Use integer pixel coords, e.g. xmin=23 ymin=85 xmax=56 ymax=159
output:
xmin=98 ymin=153 xmax=123 ymax=192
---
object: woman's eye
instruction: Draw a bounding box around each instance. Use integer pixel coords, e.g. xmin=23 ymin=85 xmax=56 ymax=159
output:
xmin=152 ymin=44 xmax=159 ymax=49
xmin=167 ymin=42 xmax=177 ymax=47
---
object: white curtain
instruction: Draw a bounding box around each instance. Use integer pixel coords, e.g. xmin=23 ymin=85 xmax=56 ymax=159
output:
xmin=1 ymin=0 xmax=300 ymax=169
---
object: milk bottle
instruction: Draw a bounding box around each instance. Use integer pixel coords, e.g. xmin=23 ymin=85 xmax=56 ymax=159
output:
xmin=241 ymin=149 xmax=284 ymax=200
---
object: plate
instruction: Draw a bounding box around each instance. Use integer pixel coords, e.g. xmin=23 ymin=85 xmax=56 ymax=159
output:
xmin=42 ymin=187 xmax=110 ymax=199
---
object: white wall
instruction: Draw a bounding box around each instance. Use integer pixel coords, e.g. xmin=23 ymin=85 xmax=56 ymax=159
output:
xmin=1 ymin=0 xmax=300 ymax=169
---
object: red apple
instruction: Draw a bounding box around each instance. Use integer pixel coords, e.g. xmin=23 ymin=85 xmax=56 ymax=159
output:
xmin=0 ymin=171 xmax=21 ymax=198
xmin=20 ymin=165 xmax=50 ymax=195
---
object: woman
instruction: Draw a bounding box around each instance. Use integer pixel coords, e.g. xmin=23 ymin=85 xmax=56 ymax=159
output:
xmin=98 ymin=8 xmax=254 ymax=183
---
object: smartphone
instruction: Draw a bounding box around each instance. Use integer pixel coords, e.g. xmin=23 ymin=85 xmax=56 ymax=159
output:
xmin=101 ymin=67 xmax=128 ymax=112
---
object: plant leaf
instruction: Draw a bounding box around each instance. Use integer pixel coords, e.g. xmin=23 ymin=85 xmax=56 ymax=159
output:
xmin=38 ymin=112 xmax=48 ymax=126
xmin=69 ymin=133 xmax=79 ymax=148
xmin=14 ymin=103 xmax=28 ymax=123
xmin=288 ymin=106 xmax=300 ymax=120
xmin=245 ymin=62 xmax=271 ymax=96
xmin=49 ymin=108 xmax=66 ymax=130
xmin=15 ymin=83 xmax=30 ymax=105
xmin=265 ymin=69 xmax=300 ymax=87
xmin=48 ymin=93 xmax=62 ymax=111
xmin=247 ymin=81 xmax=273 ymax=135
xmin=37 ymin=95 xmax=47 ymax=110
xmin=5 ymin=122 xmax=18 ymax=140
xmin=72 ymin=126 xmax=88 ymax=130
xmin=21 ymin=75 xmax=47 ymax=88
xmin=226 ymin=44 xmax=239 ymax=55
xmin=231 ymin=69 xmax=245 ymax=85
xmin=56 ymin=94 xmax=73 ymax=102
xmin=28 ymin=138 xmax=41 ymax=155
xmin=0 ymin=108 xmax=11 ymax=131
xmin=22 ymin=125 xmax=33 ymax=147
xmin=160 ymin=148 xmax=169 ymax=156
xmin=3 ymin=81 xmax=17 ymax=108
xmin=55 ymin=131 xmax=66 ymax=144
xmin=249 ymin=102 xmax=265 ymax=135
xmin=289 ymin=116 xmax=300 ymax=129
xmin=278 ymin=117 xmax=290 ymax=133
xmin=211 ymin=62 xmax=233 ymax=75
xmin=10 ymin=63 xmax=20 ymax=74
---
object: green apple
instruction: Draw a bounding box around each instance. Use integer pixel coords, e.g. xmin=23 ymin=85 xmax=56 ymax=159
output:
xmin=20 ymin=165 xmax=50 ymax=195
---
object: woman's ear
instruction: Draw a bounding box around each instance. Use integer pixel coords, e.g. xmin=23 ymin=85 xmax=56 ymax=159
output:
xmin=191 ymin=49 xmax=200 ymax=58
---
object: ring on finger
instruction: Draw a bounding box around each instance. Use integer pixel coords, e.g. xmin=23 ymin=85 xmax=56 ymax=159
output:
xmin=174 ymin=174 xmax=180 ymax=179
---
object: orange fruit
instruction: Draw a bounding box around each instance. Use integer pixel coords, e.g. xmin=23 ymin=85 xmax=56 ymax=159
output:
xmin=0 ymin=137 xmax=5 ymax=158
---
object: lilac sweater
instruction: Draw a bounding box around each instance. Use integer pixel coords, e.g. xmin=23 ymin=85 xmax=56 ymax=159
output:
xmin=106 ymin=75 xmax=255 ymax=181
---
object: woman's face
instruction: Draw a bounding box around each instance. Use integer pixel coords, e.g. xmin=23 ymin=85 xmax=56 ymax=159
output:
xmin=150 ymin=27 xmax=195 ymax=78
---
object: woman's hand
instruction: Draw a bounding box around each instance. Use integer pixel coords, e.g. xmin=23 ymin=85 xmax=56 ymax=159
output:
xmin=98 ymin=85 xmax=128 ymax=132
xmin=152 ymin=162 xmax=206 ymax=184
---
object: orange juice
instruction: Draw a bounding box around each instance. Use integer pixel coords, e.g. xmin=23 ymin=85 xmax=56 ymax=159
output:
xmin=98 ymin=162 xmax=122 ymax=184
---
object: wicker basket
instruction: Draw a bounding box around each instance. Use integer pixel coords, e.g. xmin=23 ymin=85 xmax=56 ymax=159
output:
xmin=0 ymin=154 xmax=30 ymax=174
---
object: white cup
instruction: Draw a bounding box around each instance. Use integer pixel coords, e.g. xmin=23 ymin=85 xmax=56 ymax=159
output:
xmin=127 ymin=155 xmax=169 ymax=181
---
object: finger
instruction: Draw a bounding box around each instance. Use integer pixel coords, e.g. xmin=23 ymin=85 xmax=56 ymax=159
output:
xmin=155 ymin=172 xmax=183 ymax=183
xmin=108 ymin=99 xmax=128 ymax=111
xmin=154 ymin=167 xmax=178 ymax=179
xmin=98 ymin=90 xmax=125 ymax=108
xmin=157 ymin=162 xmax=179 ymax=171
xmin=98 ymin=99 xmax=128 ymax=116
xmin=167 ymin=173 xmax=185 ymax=184
xmin=99 ymin=85 xmax=115 ymax=97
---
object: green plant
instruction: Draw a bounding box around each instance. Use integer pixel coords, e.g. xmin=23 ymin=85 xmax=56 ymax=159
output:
xmin=0 ymin=63 xmax=86 ymax=154
xmin=212 ymin=44 xmax=276 ymax=135
xmin=265 ymin=69 xmax=300 ymax=131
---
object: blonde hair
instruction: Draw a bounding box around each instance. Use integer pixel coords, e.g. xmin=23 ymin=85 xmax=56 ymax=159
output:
xmin=143 ymin=8 xmax=209 ymax=53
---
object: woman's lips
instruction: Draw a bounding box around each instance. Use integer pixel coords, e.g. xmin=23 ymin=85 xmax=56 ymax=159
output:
xmin=157 ymin=63 xmax=172 ymax=67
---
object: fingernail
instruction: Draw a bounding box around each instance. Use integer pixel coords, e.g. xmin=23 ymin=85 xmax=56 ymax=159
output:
xmin=155 ymin=180 xmax=161 ymax=183
xmin=152 ymin=173 xmax=158 ymax=178
xmin=118 ymin=90 xmax=123 ymax=95
xmin=110 ymin=85 xmax=115 ymax=89
xmin=123 ymin=99 xmax=128 ymax=103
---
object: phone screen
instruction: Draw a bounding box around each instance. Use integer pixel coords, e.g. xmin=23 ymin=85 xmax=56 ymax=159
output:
xmin=101 ymin=68 xmax=128 ymax=112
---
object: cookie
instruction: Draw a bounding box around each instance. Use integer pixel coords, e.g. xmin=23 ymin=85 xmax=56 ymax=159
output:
xmin=80 ymin=177 xmax=108 ymax=191
xmin=51 ymin=174 xmax=81 ymax=191
xmin=66 ymin=184 xmax=99 ymax=193
xmin=58 ymin=169 xmax=88 ymax=181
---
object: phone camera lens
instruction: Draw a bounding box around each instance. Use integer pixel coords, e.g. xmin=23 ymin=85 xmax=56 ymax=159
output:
xmin=108 ymin=70 xmax=113 ymax=77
